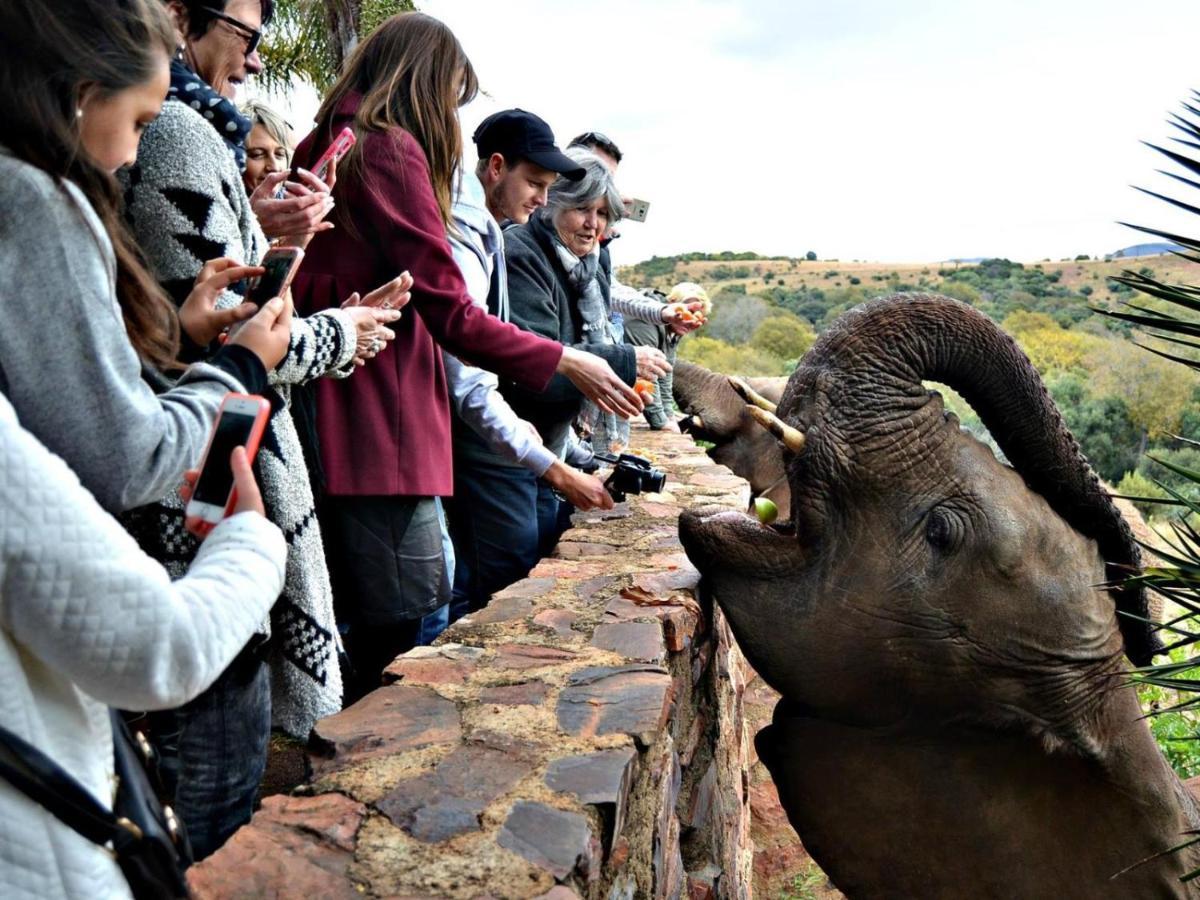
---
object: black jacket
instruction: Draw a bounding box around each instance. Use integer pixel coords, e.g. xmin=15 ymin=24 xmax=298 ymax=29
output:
xmin=500 ymin=214 xmax=637 ymax=440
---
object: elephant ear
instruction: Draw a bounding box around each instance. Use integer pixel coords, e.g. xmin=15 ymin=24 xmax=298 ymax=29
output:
xmin=788 ymin=293 xmax=1159 ymax=665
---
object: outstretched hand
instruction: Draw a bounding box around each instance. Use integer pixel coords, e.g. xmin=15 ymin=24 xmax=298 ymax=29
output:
xmin=556 ymin=347 xmax=643 ymax=418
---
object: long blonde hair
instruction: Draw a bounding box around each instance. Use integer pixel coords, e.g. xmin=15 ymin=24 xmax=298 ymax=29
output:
xmin=313 ymin=12 xmax=478 ymax=228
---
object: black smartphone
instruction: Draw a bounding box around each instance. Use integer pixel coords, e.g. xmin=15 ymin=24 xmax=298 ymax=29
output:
xmin=245 ymin=246 xmax=304 ymax=307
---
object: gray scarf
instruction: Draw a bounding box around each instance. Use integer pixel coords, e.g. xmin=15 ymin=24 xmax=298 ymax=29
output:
xmin=553 ymin=238 xmax=612 ymax=343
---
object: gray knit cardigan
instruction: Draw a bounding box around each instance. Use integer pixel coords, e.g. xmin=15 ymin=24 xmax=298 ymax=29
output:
xmin=121 ymin=99 xmax=356 ymax=737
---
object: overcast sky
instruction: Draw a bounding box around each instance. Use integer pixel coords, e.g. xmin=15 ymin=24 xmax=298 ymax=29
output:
xmin=272 ymin=0 xmax=1200 ymax=265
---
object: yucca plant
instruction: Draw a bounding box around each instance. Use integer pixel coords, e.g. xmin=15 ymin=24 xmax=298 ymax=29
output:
xmin=1104 ymin=91 xmax=1200 ymax=798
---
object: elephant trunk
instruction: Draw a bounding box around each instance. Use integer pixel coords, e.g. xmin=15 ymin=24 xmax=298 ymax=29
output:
xmin=789 ymin=293 xmax=1157 ymax=665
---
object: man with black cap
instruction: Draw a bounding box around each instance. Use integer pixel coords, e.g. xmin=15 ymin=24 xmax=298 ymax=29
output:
xmin=474 ymin=108 xmax=585 ymax=227
xmin=421 ymin=109 xmax=612 ymax=636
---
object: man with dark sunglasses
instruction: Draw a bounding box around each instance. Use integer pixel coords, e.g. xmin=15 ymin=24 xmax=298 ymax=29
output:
xmin=168 ymin=0 xmax=271 ymax=96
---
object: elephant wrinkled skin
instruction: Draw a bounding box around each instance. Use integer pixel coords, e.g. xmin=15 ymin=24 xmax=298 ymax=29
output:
xmin=679 ymin=294 xmax=1200 ymax=898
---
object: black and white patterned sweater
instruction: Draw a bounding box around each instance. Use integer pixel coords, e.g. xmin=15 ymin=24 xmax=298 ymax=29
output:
xmin=121 ymin=99 xmax=355 ymax=737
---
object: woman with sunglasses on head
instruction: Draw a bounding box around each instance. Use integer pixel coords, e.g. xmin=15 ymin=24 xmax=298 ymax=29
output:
xmin=291 ymin=12 xmax=644 ymax=699
xmin=241 ymin=99 xmax=293 ymax=195
xmin=0 ymin=1 xmax=295 ymax=895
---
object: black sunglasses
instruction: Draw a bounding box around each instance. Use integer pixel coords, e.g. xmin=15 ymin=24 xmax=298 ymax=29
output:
xmin=201 ymin=5 xmax=262 ymax=55
xmin=570 ymin=131 xmax=622 ymax=162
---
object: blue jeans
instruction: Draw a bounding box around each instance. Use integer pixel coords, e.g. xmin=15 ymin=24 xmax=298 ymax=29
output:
xmin=151 ymin=646 xmax=270 ymax=861
xmin=417 ymin=498 xmax=454 ymax=645
xmin=448 ymin=454 xmax=571 ymax=621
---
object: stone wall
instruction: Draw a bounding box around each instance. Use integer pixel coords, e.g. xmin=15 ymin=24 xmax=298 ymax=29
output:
xmin=189 ymin=426 xmax=760 ymax=899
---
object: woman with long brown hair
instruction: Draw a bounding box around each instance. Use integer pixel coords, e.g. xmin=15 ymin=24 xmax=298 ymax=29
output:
xmin=292 ymin=12 xmax=643 ymax=696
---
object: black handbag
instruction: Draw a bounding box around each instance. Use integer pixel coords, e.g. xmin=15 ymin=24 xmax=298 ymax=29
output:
xmin=0 ymin=709 xmax=192 ymax=899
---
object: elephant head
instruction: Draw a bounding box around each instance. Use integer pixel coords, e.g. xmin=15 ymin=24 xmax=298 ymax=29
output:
xmin=672 ymin=360 xmax=791 ymax=507
xmin=679 ymin=295 xmax=1190 ymax=897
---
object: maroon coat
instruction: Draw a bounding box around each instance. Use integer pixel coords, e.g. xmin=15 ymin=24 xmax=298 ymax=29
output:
xmin=291 ymin=97 xmax=562 ymax=497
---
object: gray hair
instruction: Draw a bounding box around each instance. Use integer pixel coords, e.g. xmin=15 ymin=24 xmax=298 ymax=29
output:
xmin=240 ymin=100 xmax=293 ymax=155
xmin=539 ymin=147 xmax=624 ymax=229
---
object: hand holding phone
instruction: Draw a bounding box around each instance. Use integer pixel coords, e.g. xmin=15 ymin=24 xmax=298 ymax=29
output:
xmin=623 ymin=198 xmax=650 ymax=223
xmin=184 ymin=394 xmax=272 ymax=535
xmin=246 ymin=245 xmax=304 ymax=308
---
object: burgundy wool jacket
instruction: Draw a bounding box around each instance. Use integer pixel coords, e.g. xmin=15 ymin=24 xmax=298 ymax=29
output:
xmin=291 ymin=96 xmax=563 ymax=497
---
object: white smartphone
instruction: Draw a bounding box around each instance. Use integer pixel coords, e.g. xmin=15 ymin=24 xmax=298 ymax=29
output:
xmin=185 ymin=394 xmax=272 ymax=534
xmin=624 ymin=198 xmax=650 ymax=223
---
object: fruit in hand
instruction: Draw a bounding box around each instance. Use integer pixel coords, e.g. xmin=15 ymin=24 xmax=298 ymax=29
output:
xmin=635 ymin=378 xmax=657 ymax=400
xmin=754 ymin=497 xmax=779 ymax=524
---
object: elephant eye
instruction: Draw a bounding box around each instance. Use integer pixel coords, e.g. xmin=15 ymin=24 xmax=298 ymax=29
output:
xmin=925 ymin=506 xmax=964 ymax=554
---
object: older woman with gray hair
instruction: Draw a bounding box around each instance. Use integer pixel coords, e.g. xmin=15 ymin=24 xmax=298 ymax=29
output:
xmin=496 ymin=147 xmax=669 ymax=557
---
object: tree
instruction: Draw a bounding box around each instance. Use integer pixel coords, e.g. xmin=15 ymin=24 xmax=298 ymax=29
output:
xmin=677 ymin=336 xmax=787 ymax=376
xmin=805 ymin=251 xmax=817 ymax=261
xmin=260 ymin=0 xmax=416 ymax=93
xmin=751 ymin=315 xmax=816 ymax=361
xmin=705 ymin=294 xmax=773 ymax=344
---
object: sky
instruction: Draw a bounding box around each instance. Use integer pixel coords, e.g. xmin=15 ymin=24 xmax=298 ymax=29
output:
xmin=269 ymin=0 xmax=1200 ymax=265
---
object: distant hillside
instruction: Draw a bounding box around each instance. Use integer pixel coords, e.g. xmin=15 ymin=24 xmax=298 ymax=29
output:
xmin=1111 ymin=242 xmax=1183 ymax=258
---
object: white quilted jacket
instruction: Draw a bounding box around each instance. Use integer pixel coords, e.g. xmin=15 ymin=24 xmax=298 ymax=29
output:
xmin=0 ymin=394 xmax=287 ymax=899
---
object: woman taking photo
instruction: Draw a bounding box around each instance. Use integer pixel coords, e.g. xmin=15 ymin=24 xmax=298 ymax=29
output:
xmin=292 ymin=12 xmax=643 ymax=696
xmin=0 ymin=0 xmax=291 ymax=895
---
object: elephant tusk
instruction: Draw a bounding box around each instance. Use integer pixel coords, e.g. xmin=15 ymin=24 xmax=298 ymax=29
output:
xmin=729 ymin=377 xmax=778 ymax=413
xmin=745 ymin=405 xmax=806 ymax=455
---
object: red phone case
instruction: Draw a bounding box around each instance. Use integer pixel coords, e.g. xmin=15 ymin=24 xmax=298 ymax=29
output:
xmin=190 ymin=394 xmax=271 ymax=535
xmin=311 ymin=127 xmax=357 ymax=182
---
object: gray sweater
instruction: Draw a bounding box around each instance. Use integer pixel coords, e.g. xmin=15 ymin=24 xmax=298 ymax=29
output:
xmin=0 ymin=149 xmax=250 ymax=514
xmin=121 ymin=99 xmax=354 ymax=735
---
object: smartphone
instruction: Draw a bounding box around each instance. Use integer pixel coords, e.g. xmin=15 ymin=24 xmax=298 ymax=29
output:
xmin=185 ymin=394 xmax=272 ymax=533
xmin=311 ymin=126 xmax=357 ymax=183
xmin=624 ymin=198 xmax=650 ymax=223
xmin=274 ymin=127 xmax=357 ymax=198
xmin=245 ymin=245 xmax=304 ymax=308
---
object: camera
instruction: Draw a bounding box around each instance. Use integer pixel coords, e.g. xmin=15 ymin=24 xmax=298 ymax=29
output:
xmin=591 ymin=451 xmax=667 ymax=501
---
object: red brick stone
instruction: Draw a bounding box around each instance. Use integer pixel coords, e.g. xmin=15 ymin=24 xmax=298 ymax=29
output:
xmin=639 ymin=501 xmax=680 ymax=518
xmin=308 ymin=685 xmax=460 ymax=776
xmin=574 ymin=573 xmax=619 ymax=601
xmin=494 ymin=575 xmax=557 ymax=599
xmin=591 ymin=622 xmax=667 ymax=664
xmin=498 ymin=801 xmax=601 ymax=882
xmin=556 ymin=666 xmax=673 ymax=745
xmin=188 ymin=794 xmax=366 ymax=900
xmin=382 ymin=644 xmax=483 ymax=686
xmin=480 ymin=680 xmax=549 ymax=706
xmin=532 ymin=608 xmax=579 ymax=639
xmin=631 ymin=563 xmax=701 ymax=596
xmin=555 ymin=541 xmax=617 ymax=559
xmin=462 ymin=594 xmax=534 ymax=625
xmin=493 ymin=642 xmax=577 ymax=669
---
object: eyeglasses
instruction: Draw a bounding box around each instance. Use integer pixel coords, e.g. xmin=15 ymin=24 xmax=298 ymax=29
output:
xmin=201 ymin=5 xmax=262 ymax=55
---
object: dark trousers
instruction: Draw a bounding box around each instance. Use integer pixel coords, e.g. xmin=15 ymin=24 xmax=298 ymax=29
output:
xmin=448 ymin=455 xmax=572 ymax=621
xmin=148 ymin=645 xmax=270 ymax=861
xmin=320 ymin=495 xmax=447 ymax=701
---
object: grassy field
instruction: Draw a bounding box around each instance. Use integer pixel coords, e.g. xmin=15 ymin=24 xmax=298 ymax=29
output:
xmin=621 ymin=251 xmax=1198 ymax=306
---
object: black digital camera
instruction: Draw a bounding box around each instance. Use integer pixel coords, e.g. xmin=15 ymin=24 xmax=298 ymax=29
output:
xmin=591 ymin=451 xmax=667 ymax=501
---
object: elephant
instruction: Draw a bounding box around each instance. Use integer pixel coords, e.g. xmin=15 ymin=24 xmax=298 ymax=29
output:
xmin=672 ymin=360 xmax=790 ymax=508
xmin=678 ymin=294 xmax=1200 ymax=898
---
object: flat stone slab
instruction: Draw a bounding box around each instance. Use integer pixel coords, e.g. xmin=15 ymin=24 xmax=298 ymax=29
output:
xmin=545 ymin=747 xmax=638 ymax=842
xmin=376 ymin=743 xmax=535 ymax=843
xmin=480 ymin=680 xmax=550 ymax=706
xmin=556 ymin=665 xmax=673 ymax=743
xmin=591 ymin=622 xmax=667 ymax=664
xmin=309 ymin=684 xmax=461 ymax=776
xmin=188 ymin=794 xmax=366 ymax=900
xmin=498 ymin=801 xmax=601 ymax=882
xmin=494 ymin=642 xmax=578 ymax=669
xmin=533 ymin=608 xmax=579 ymax=639
xmin=383 ymin=643 xmax=484 ymax=686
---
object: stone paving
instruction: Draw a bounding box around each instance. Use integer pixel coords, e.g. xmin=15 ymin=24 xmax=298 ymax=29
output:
xmin=190 ymin=424 xmax=829 ymax=899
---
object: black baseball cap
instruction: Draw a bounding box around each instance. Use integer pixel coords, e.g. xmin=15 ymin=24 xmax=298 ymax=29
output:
xmin=473 ymin=109 xmax=585 ymax=181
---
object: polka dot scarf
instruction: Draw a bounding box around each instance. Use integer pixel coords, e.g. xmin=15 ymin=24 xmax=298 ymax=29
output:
xmin=167 ymin=57 xmax=252 ymax=171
